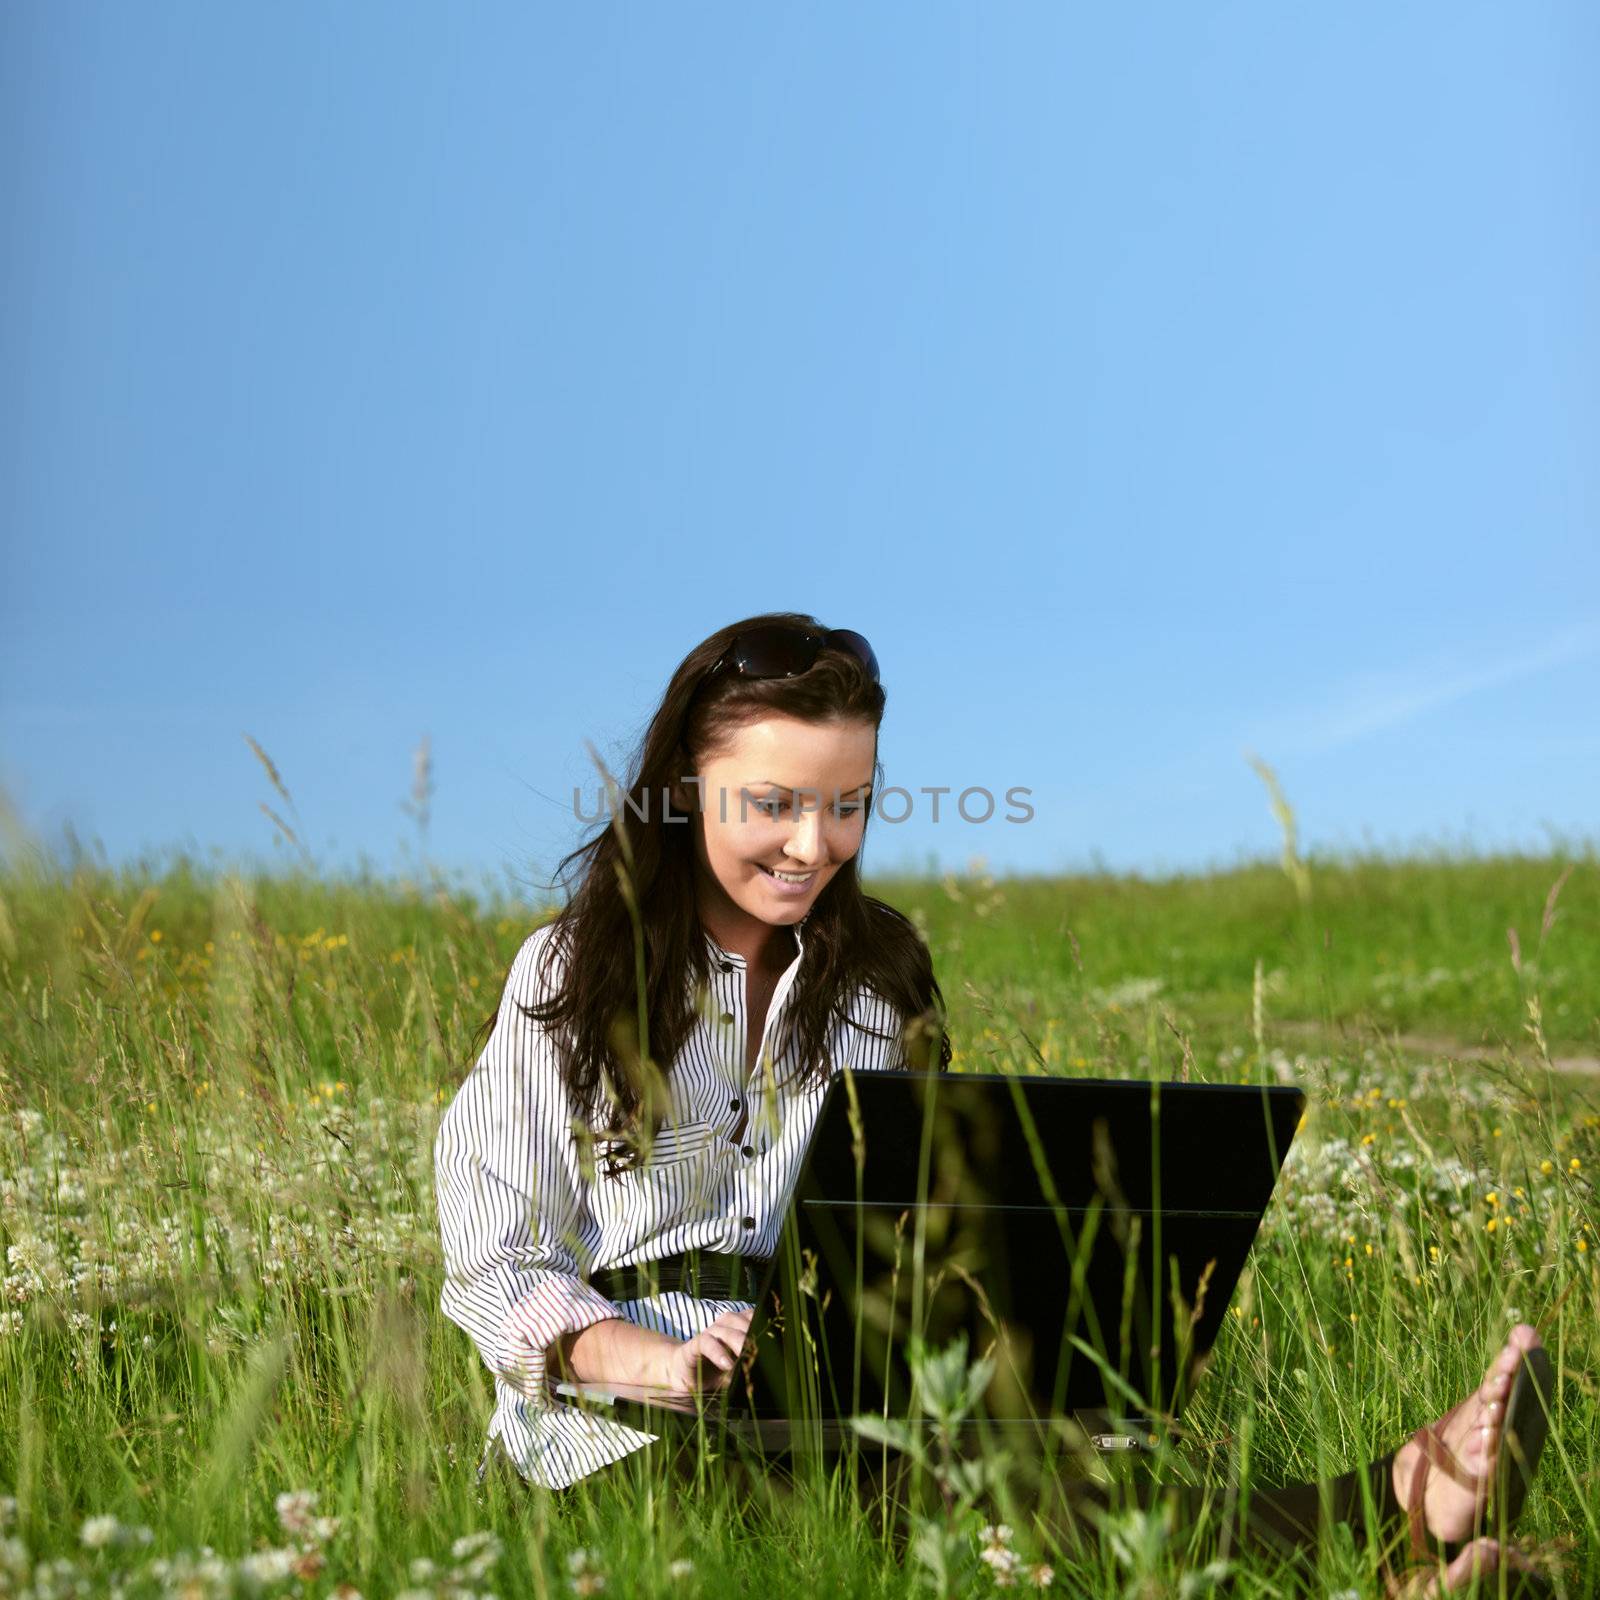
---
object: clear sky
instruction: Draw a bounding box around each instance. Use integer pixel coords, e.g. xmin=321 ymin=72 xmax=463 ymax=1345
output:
xmin=3 ymin=3 xmax=1596 ymax=897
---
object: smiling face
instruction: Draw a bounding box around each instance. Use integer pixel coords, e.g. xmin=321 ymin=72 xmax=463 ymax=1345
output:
xmin=682 ymin=713 xmax=877 ymax=957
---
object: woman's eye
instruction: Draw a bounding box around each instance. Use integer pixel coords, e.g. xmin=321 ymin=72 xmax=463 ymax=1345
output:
xmin=749 ymin=795 xmax=866 ymax=819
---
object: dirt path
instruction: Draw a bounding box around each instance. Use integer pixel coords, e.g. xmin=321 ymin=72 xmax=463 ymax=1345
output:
xmin=1275 ymin=1019 xmax=1600 ymax=1078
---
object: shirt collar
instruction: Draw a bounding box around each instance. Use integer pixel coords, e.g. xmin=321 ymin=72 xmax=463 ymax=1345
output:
xmin=703 ymin=915 xmax=807 ymax=971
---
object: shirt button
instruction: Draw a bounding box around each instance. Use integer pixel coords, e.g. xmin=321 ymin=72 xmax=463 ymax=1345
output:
xmin=741 ymin=1144 xmax=755 ymax=1158
xmin=719 ymin=961 xmax=735 ymax=973
xmin=740 ymin=1216 xmax=756 ymax=1230
xmin=719 ymin=1011 xmax=735 ymax=1025
xmin=729 ymin=1096 xmax=741 ymax=1112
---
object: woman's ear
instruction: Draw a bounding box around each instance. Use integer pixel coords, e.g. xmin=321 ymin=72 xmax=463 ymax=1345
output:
xmin=668 ymin=770 xmax=703 ymax=815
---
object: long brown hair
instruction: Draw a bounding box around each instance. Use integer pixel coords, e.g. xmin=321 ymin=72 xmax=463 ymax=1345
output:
xmin=471 ymin=611 xmax=952 ymax=1173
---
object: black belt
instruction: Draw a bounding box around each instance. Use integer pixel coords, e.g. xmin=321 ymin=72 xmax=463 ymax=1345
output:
xmin=588 ymin=1249 xmax=769 ymax=1303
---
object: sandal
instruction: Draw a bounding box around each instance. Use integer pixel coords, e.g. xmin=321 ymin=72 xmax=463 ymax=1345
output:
xmin=1386 ymin=1341 xmax=1555 ymax=1594
xmin=1385 ymin=1539 xmax=1558 ymax=1600
xmin=1490 ymin=1342 xmax=1555 ymax=1540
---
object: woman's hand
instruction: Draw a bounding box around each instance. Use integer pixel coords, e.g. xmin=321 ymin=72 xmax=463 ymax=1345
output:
xmin=550 ymin=1307 xmax=755 ymax=1393
xmin=660 ymin=1308 xmax=753 ymax=1394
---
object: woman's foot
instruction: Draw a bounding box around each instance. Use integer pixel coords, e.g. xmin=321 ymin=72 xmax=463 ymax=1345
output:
xmin=1390 ymin=1324 xmax=1545 ymax=1546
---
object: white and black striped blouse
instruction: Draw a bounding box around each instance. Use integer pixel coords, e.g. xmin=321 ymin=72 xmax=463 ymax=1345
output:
xmin=433 ymin=914 xmax=910 ymax=1489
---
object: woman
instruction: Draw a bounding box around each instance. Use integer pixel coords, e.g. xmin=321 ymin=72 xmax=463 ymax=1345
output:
xmin=433 ymin=614 xmax=1553 ymax=1595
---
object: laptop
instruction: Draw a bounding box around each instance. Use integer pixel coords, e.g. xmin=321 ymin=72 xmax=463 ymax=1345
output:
xmin=555 ymin=1071 xmax=1304 ymax=1463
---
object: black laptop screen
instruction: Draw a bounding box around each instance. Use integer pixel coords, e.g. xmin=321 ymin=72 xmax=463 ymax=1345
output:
xmin=732 ymin=1073 xmax=1304 ymax=1431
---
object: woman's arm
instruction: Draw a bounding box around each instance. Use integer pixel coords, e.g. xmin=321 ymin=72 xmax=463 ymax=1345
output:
xmin=549 ymin=1308 xmax=752 ymax=1391
xmin=433 ymin=928 xmax=625 ymax=1402
xmin=434 ymin=927 xmax=754 ymax=1401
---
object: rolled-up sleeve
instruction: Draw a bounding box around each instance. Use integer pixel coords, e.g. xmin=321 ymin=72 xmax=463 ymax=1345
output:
xmin=434 ymin=927 xmax=620 ymax=1402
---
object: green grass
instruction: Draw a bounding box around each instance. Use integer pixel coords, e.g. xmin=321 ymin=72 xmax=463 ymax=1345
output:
xmin=0 ymin=848 xmax=1595 ymax=1597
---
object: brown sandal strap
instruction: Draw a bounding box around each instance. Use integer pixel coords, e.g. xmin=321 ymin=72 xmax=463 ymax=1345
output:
xmin=1404 ymin=1427 xmax=1432 ymax=1560
xmin=1414 ymin=1416 xmax=1487 ymax=1492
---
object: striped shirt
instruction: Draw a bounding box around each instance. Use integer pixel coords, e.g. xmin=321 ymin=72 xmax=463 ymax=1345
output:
xmin=433 ymin=914 xmax=910 ymax=1489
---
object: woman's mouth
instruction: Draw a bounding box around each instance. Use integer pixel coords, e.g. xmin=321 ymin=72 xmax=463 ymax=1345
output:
xmin=758 ymin=864 xmax=817 ymax=890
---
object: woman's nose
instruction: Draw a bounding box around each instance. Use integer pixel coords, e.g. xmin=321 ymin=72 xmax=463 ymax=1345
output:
xmin=785 ymin=801 xmax=826 ymax=864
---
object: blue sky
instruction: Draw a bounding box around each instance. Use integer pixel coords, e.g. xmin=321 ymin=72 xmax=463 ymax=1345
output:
xmin=3 ymin=2 xmax=1596 ymax=895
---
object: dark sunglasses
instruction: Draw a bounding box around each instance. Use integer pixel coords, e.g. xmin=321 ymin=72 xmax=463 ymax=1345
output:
xmin=702 ymin=624 xmax=881 ymax=688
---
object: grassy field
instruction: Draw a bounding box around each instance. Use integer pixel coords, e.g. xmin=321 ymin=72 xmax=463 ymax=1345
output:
xmin=1 ymin=849 xmax=1595 ymax=1597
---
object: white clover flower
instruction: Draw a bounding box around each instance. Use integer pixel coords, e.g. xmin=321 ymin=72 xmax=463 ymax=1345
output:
xmin=409 ymin=1557 xmax=439 ymax=1583
xmin=978 ymin=1523 xmax=1014 ymax=1547
xmin=566 ymin=1547 xmax=608 ymax=1595
xmin=239 ymin=1546 xmax=297 ymax=1584
xmin=38 ymin=1554 xmax=86 ymax=1588
xmin=274 ymin=1489 xmax=317 ymax=1536
xmin=0 ymin=1537 xmax=29 ymax=1580
xmin=979 ymin=1545 xmax=1021 ymax=1576
xmin=452 ymin=1530 xmax=502 ymax=1583
xmin=310 ymin=1515 xmax=341 ymax=1545
xmin=79 ymin=1514 xmax=120 ymax=1549
xmin=667 ymin=1557 xmax=694 ymax=1580
xmin=1029 ymin=1564 xmax=1054 ymax=1588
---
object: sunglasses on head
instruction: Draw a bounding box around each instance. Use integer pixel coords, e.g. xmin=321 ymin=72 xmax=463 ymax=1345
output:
xmin=702 ymin=624 xmax=881 ymax=688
